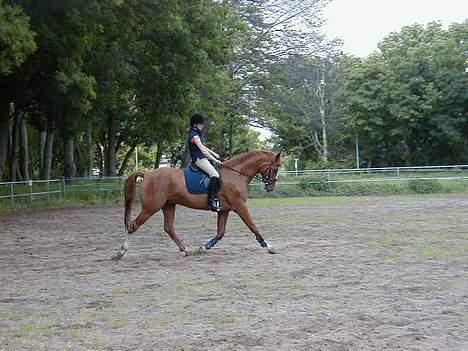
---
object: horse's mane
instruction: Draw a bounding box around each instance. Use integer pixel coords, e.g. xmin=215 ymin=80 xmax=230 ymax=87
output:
xmin=223 ymin=150 xmax=274 ymax=167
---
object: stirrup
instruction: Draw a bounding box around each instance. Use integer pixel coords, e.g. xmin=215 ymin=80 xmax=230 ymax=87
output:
xmin=209 ymin=198 xmax=221 ymax=212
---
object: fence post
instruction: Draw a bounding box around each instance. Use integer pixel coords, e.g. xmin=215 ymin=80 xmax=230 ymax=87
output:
xmin=62 ymin=178 xmax=66 ymax=200
xmin=10 ymin=182 xmax=14 ymax=207
xmin=29 ymin=180 xmax=33 ymax=203
xmin=47 ymin=180 xmax=50 ymax=203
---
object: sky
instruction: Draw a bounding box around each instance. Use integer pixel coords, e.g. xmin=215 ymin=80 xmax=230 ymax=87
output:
xmin=323 ymin=0 xmax=468 ymax=57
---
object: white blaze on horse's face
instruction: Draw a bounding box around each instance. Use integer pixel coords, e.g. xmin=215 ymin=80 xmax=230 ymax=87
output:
xmin=265 ymin=167 xmax=279 ymax=192
xmin=264 ymin=153 xmax=283 ymax=192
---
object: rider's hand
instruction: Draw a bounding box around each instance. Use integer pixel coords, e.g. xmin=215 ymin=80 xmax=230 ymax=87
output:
xmin=213 ymin=152 xmax=220 ymax=159
xmin=213 ymin=158 xmax=221 ymax=165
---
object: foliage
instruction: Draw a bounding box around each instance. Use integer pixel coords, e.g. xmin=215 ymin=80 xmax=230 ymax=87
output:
xmin=259 ymin=54 xmax=346 ymax=162
xmin=247 ymin=177 xmax=460 ymax=198
xmin=407 ymin=179 xmax=442 ymax=194
xmin=0 ymin=0 xmax=250 ymax=180
xmin=0 ymin=2 xmax=467 ymax=184
xmin=219 ymin=0 xmax=335 ymax=156
xmin=342 ymin=21 xmax=468 ymax=166
xmin=0 ymin=1 xmax=36 ymax=75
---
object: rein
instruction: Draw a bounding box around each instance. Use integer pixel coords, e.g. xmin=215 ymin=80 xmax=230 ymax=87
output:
xmin=220 ymin=163 xmax=262 ymax=180
xmin=220 ymin=162 xmax=278 ymax=185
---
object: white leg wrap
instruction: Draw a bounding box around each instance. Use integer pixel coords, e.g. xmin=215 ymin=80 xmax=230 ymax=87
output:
xmin=265 ymin=241 xmax=277 ymax=254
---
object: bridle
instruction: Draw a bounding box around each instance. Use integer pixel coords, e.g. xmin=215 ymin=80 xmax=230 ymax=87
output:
xmin=220 ymin=162 xmax=279 ymax=187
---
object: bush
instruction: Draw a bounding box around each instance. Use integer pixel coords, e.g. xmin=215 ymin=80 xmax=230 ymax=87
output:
xmin=298 ymin=175 xmax=329 ymax=192
xmin=331 ymin=181 xmax=403 ymax=196
xmin=407 ymin=179 xmax=442 ymax=194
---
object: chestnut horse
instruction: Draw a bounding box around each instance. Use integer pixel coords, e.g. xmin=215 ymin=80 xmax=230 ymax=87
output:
xmin=113 ymin=150 xmax=283 ymax=260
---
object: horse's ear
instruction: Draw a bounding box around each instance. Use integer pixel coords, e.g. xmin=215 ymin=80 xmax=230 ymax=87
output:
xmin=275 ymin=152 xmax=284 ymax=163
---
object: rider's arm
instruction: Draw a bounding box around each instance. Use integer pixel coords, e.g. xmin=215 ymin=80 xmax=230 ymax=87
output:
xmin=206 ymin=148 xmax=220 ymax=159
xmin=192 ymin=136 xmax=219 ymax=162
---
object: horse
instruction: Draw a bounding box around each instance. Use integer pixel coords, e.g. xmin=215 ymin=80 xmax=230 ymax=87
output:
xmin=113 ymin=150 xmax=283 ymax=260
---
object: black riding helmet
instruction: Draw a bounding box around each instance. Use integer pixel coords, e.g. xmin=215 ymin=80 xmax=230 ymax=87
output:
xmin=190 ymin=112 xmax=207 ymax=127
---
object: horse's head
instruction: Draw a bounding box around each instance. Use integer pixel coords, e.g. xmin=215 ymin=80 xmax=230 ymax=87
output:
xmin=259 ymin=152 xmax=284 ymax=192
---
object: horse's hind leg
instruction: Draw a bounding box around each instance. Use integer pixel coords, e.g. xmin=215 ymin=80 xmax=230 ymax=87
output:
xmin=128 ymin=208 xmax=154 ymax=234
xmin=162 ymin=204 xmax=188 ymax=255
xmin=113 ymin=207 xmax=159 ymax=261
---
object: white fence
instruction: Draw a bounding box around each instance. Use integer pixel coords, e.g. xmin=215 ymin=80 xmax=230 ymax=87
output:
xmin=0 ymin=165 xmax=467 ymax=207
xmin=280 ymin=164 xmax=468 ymax=184
xmin=0 ymin=177 xmax=123 ymax=207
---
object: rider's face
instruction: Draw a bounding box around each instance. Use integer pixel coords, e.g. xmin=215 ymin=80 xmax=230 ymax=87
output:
xmin=195 ymin=123 xmax=205 ymax=131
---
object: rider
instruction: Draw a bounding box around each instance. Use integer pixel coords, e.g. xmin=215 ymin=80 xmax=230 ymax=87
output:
xmin=188 ymin=112 xmax=222 ymax=212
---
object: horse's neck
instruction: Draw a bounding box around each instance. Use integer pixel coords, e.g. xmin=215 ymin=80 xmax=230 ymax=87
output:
xmin=236 ymin=152 xmax=269 ymax=178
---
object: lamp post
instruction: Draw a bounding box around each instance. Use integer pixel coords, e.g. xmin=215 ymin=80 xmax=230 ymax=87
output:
xmin=355 ymin=133 xmax=360 ymax=170
xmin=135 ymin=146 xmax=139 ymax=170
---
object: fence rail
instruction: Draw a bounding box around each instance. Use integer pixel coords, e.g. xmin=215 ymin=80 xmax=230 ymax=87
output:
xmin=0 ymin=165 xmax=467 ymax=207
xmin=283 ymin=164 xmax=468 ymax=175
xmin=280 ymin=164 xmax=468 ymax=184
xmin=0 ymin=177 xmax=123 ymax=207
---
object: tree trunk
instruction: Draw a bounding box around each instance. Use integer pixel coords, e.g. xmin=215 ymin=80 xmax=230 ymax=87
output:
xmin=42 ymin=127 xmax=55 ymax=180
xmin=319 ymin=69 xmax=328 ymax=163
xmin=0 ymin=97 xmax=10 ymax=180
xmin=64 ymin=137 xmax=76 ymax=179
xmin=182 ymin=142 xmax=191 ymax=168
xmin=39 ymin=129 xmax=46 ymax=173
xmin=9 ymin=108 xmax=22 ymax=182
xmin=118 ymin=147 xmax=134 ymax=176
xmin=86 ymin=126 xmax=93 ymax=177
xmin=96 ymin=142 xmax=104 ymax=176
xmin=154 ymin=141 xmax=163 ymax=169
xmin=228 ymin=117 xmax=234 ymax=157
xmin=19 ymin=118 xmax=29 ymax=180
xmin=105 ymin=112 xmax=117 ymax=176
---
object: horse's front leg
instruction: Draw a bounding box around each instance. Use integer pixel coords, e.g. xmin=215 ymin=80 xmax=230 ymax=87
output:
xmin=197 ymin=210 xmax=230 ymax=254
xmin=235 ymin=204 xmax=277 ymax=254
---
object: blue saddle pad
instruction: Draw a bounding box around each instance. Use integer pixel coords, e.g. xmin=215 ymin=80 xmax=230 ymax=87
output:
xmin=183 ymin=167 xmax=210 ymax=194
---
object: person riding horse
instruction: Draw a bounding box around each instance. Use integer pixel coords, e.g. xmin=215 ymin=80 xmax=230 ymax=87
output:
xmin=188 ymin=113 xmax=222 ymax=212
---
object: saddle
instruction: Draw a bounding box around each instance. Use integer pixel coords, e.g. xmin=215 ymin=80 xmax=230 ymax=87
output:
xmin=183 ymin=164 xmax=213 ymax=194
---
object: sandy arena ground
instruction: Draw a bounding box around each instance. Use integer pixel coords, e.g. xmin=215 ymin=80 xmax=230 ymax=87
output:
xmin=0 ymin=195 xmax=467 ymax=351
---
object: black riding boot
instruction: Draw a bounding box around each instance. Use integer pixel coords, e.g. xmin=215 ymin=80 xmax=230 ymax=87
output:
xmin=208 ymin=177 xmax=221 ymax=212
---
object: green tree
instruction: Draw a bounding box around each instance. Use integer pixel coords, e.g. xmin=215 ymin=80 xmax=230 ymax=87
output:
xmin=132 ymin=0 xmax=243 ymax=168
xmin=344 ymin=21 xmax=468 ymax=166
xmin=221 ymin=0 xmax=336 ymax=156
xmin=0 ymin=1 xmax=36 ymax=180
xmin=3 ymin=0 xmax=99 ymax=180
xmin=0 ymin=1 xmax=36 ymax=75
xmin=259 ymin=55 xmax=346 ymax=163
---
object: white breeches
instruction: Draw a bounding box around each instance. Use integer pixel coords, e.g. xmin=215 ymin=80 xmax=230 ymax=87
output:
xmin=195 ymin=158 xmax=219 ymax=178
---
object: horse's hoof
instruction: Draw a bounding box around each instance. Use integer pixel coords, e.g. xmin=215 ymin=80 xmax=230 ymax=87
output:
xmin=267 ymin=247 xmax=278 ymax=254
xmin=111 ymin=253 xmax=122 ymax=261
xmin=193 ymin=246 xmax=207 ymax=255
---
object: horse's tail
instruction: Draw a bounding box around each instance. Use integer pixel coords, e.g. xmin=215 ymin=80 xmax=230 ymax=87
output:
xmin=124 ymin=171 xmax=145 ymax=231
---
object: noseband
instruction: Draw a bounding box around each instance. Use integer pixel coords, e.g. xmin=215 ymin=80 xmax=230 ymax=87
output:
xmin=259 ymin=162 xmax=279 ymax=186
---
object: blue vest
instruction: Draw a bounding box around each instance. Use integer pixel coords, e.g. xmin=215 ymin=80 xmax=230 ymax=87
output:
xmin=188 ymin=128 xmax=205 ymax=163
